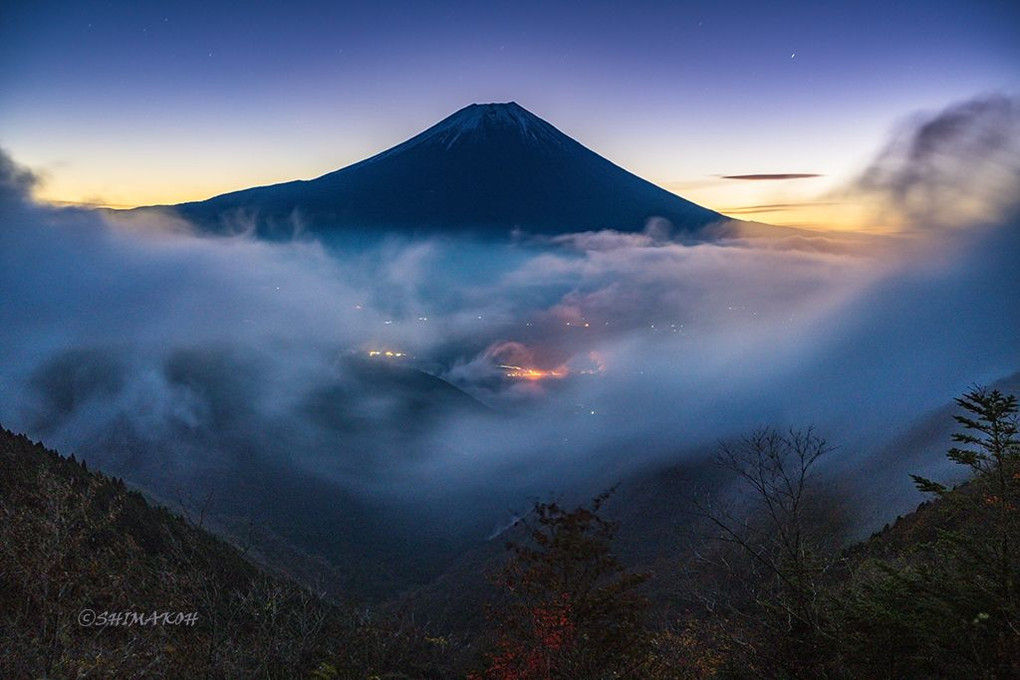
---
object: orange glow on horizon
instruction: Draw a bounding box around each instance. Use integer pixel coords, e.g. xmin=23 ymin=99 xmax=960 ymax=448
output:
xmin=661 ymin=175 xmax=885 ymax=233
xmin=26 ymin=162 xmax=882 ymax=234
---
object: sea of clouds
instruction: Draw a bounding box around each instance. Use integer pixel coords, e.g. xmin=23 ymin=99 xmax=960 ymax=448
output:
xmin=1 ymin=96 xmax=1017 ymax=542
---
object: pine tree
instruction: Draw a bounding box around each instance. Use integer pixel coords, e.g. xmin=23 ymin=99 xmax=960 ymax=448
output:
xmin=850 ymin=386 xmax=1020 ymax=677
xmin=911 ymin=387 xmax=1019 ymax=608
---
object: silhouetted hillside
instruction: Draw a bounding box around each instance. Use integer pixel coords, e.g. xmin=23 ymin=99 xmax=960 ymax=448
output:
xmin=0 ymin=426 xmax=462 ymax=679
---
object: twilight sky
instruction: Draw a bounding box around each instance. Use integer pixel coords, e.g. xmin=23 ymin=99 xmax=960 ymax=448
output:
xmin=1 ymin=0 xmax=1017 ymax=228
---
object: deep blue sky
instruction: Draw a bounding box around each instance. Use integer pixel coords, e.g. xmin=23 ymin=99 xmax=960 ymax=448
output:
xmin=1 ymin=0 xmax=1017 ymax=225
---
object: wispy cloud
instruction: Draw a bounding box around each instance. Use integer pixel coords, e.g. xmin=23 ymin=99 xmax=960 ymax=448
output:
xmin=43 ymin=199 xmax=138 ymax=209
xmin=720 ymin=173 xmax=823 ymax=180
xmin=719 ymin=202 xmax=840 ymax=215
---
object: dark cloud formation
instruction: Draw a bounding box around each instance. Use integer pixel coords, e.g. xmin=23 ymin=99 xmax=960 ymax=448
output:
xmin=720 ymin=173 xmax=823 ymax=180
xmin=851 ymin=94 xmax=1020 ymax=227
xmin=0 ymin=96 xmax=1017 ymax=568
xmin=0 ymin=151 xmax=38 ymax=208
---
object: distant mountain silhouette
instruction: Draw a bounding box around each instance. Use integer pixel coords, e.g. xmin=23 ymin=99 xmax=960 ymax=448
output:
xmin=158 ymin=102 xmax=725 ymax=238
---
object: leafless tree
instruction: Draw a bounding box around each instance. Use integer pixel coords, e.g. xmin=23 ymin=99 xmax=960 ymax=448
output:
xmin=686 ymin=427 xmax=849 ymax=678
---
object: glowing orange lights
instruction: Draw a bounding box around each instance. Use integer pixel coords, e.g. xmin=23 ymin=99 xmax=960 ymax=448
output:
xmin=499 ymin=364 xmax=566 ymax=381
xmin=367 ymin=350 xmax=408 ymax=358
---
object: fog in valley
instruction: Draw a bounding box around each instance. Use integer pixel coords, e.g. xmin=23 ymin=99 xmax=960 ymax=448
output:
xmin=1 ymin=96 xmax=1017 ymax=576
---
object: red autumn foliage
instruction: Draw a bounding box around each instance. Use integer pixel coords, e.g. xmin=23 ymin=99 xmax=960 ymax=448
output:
xmin=476 ymin=493 xmax=651 ymax=679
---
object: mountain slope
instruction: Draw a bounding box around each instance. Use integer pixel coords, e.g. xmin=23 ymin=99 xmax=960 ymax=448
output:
xmin=164 ymin=102 xmax=725 ymax=238
xmin=21 ymin=346 xmax=494 ymax=601
xmin=0 ymin=424 xmax=336 ymax=677
xmin=0 ymin=425 xmax=469 ymax=678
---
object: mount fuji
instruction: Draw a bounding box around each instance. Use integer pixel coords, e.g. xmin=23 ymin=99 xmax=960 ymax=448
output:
xmin=160 ymin=102 xmax=727 ymax=238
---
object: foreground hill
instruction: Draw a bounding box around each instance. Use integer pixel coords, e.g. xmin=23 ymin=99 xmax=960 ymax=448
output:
xmin=0 ymin=426 xmax=458 ymax=679
xmin=152 ymin=102 xmax=726 ymax=239
xmin=3 ymin=384 xmax=1016 ymax=678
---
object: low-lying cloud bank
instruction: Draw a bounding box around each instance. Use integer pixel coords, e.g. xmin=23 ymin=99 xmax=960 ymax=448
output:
xmin=0 ymin=95 xmax=1017 ymax=538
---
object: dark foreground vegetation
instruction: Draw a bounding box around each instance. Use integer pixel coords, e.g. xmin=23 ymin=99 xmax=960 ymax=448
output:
xmin=1 ymin=386 xmax=1017 ymax=678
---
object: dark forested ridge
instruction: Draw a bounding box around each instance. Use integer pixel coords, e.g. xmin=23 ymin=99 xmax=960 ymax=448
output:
xmin=2 ymin=385 xmax=1018 ymax=678
xmin=0 ymin=426 xmax=461 ymax=679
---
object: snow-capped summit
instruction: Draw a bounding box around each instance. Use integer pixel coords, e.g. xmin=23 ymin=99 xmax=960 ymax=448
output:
xmin=363 ymin=102 xmax=570 ymax=166
xmin=161 ymin=102 xmax=726 ymax=239
xmin=418 ymin=102 xmax=565 ymax=148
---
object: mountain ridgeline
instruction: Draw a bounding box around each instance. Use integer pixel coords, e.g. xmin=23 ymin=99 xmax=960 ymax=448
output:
xmin=158 ymin=102 xmax=725 ymax=239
